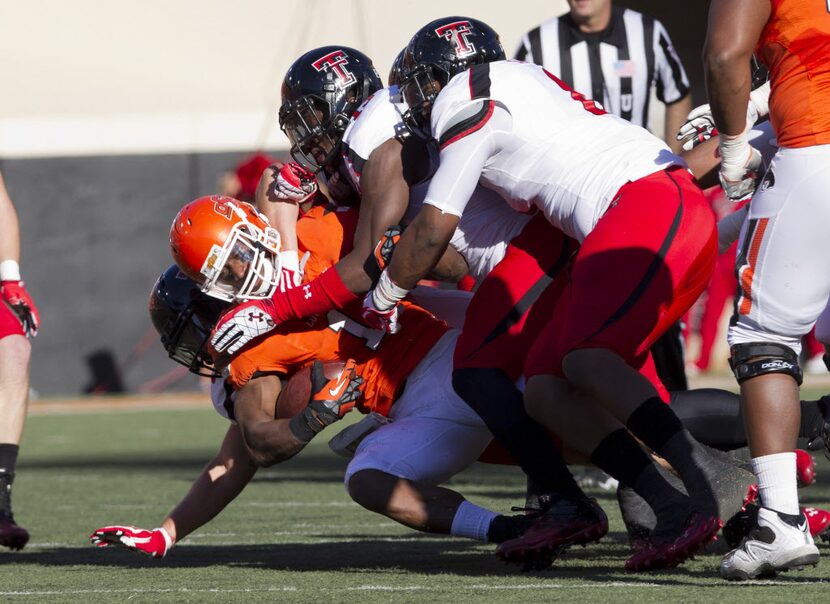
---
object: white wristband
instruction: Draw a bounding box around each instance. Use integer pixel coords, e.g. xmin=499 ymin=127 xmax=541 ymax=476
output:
xmin=718 ymin=132 xmax=751 ymax=171
xmin=156 ymin=526 xmax=174 ymax=551
xmin=0 ymin=260 xmax=21 ymax=282
xmin=749 ymin=81 xmax=771 ymax=120
xmin=372 ymin=269 xmax=409 ymax=311
xmin=279 ymin=250 xmax=300 ymax=273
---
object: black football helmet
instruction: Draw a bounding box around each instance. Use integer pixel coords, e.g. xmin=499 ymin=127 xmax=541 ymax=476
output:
xmin=388 ymin=48 xmax=406 ymax=87
xmin=279 ymin=46 xmax=383 ymax=173
xmin=149 ymin=264 xmax=228 ymax=377
xmin=400 ymin=17 xmax=505 ymax=130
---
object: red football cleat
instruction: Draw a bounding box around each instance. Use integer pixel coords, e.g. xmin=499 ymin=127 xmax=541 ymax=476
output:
xmin=496 ymin=497 xmax=608 ymax=570
xmin=0 ymin=513 xmax=29 ymax=551
xmin=803 ymin=506 xmax=830 ymax=539
xmin=796 ymin=449 xmax=816 ymax=487
xmin=626 ymin=513 xmax=721 ymax=572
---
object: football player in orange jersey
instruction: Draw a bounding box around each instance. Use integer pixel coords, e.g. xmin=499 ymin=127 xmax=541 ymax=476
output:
xmin=704 ymin=0 xmax=830 ymax=579
xmin=89 ymin=193 xmax=533 ymax=559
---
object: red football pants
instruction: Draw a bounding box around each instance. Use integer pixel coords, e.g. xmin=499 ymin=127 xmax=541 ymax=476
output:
xmin=453 ymin=214 xmax=577 ymax=381
xmin=525 ymin=167 xmax=717 ymax=386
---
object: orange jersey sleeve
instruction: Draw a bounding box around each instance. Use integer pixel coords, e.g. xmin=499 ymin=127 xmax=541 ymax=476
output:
xmin=228 ymin=301 xmax=448 ymax=417
xmin=759 ymin=0 xmax=830 ymax=147
xmin=297 ymin=202 xmax=359 ymax=280
xmin=227 ymin=316 xmax=340 ymax=389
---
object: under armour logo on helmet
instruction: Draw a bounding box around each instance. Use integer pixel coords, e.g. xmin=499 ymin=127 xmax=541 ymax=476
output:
xmin=312 ymin=50 xmax=357 ymax=90
xmin=435 ymin=21 xmax=476 ymax=59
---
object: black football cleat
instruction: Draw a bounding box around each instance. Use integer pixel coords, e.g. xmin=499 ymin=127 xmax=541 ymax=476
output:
xmin=0 ymin=511 xmax=29 ymax=551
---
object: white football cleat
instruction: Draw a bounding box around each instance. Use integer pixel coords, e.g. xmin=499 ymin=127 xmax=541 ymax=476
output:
xmin=720 ymin=506 xmax=819 ymax=580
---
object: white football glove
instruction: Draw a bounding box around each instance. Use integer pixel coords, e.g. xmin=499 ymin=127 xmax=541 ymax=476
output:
xmin=718 ymin=134 xmax=764 ymax=202
xmin=676 ymin=82 xmax=770 ymax=152
xmin=271 ymin=163 xmax=317 ymax=204
xmin=677 ymin=104 xmax=717 ymax=152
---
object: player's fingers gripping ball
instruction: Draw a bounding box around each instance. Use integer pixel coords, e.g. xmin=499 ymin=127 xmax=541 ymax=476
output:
xmin=288 ymin=359 xmax=365 ymax=444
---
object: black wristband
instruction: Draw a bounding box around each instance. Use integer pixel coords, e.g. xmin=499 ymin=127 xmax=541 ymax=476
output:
xmin=288 ymin=407 xmax=323 ymax=444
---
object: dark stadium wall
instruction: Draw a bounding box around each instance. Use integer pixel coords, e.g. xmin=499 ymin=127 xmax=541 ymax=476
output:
xmin=1 ymin=151 xmax=287 ymax=397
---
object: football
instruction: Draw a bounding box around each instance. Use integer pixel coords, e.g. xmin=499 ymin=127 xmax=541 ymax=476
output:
xmin=275 ymin=360 xmax=347 ymax=419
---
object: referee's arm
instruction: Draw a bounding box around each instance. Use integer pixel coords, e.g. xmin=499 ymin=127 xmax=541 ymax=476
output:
xmin=653 ymin=20 xmax=692 ymax=153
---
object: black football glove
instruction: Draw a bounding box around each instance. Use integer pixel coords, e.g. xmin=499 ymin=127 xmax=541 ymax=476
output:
xmin=289 ymin=359 xmax=364 ymax=443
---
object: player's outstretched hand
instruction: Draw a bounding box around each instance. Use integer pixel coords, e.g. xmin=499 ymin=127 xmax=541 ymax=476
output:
xmin=210 ymin=298 xmax=279 ymax=355
xmin=269 ymin=162 xmax=317 ymax=204
xmin=90 ymin=525 xmax=172 ymax=558
xmin=1 ymin=280 xmax=39 ymax=338
xmin=289 ymin=359 xmax=365 ymax=443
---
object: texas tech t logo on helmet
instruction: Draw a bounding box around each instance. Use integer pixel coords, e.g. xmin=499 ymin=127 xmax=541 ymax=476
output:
xmin=311 ymin=50 xmax=357 ymax=90
xmin=435 ymin=20 xmax=476 ymax=59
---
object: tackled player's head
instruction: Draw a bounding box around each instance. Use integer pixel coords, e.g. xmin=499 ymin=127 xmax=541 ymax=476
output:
xmin=149 ymin=264 xmax=228 ymax=377
xmin=169 ymin=195 xmax=282 ymax=303
xmin=399 ymin=17 xmax=504 ymax=132
xmin=279 ymin=46 xmax=383 ymax=174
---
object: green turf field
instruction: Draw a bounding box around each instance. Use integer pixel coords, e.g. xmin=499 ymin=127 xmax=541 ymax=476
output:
xmin=3 ymin=395 xmax=830 ymax=603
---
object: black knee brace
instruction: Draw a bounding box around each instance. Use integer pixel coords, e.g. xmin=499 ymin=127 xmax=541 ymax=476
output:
xmin=729 ymin=341 xmax=803 ymax=385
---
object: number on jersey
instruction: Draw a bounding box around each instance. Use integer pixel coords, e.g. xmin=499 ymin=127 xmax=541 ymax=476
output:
xmin=327 ymin=310 xmax=385 ymax=350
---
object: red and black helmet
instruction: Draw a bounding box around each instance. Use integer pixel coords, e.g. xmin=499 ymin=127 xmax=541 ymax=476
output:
xmin=279 ymin=46 xmax=383 ymax=173
xmin=400 ymin=17 xmax=505 ymax=130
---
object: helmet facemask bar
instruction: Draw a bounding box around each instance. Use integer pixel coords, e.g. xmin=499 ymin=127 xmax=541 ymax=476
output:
xmin=401 ymin=64 xmax=449 ymax=132
xmin=198 ymin=220 xmax=282 ymax=302
xmin=163 ymin=305 xmax=220 ymax=378
xmin=280 ymin=96 xmax=342 ymax=172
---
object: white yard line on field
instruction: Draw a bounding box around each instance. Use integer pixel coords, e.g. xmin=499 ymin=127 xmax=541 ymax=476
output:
xmin=2 ymin=581 xmax=829 ymax=597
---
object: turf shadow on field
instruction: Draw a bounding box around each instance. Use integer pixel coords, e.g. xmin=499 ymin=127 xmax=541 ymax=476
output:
xmin=19 ymin=451 xmax=351 ymax=485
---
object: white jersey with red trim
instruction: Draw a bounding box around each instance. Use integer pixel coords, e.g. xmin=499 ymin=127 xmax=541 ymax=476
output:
xmin=340 ymin=86 xmax=530 ymax=281
xmin=425 ymin=60 xmax=682 ymax=242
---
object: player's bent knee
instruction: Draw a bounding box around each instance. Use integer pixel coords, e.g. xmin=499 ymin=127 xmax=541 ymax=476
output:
xmin=523 ymin=375 xmax=548 ymax=421
xmin=347 ymin=469 xmax=391 ymax=513
xmin=729 ymin=341 xmax=803 ymax=385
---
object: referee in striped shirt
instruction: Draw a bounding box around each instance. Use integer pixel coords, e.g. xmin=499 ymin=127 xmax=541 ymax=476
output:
xmin=515 ymin=0 xmax=692 ymax=153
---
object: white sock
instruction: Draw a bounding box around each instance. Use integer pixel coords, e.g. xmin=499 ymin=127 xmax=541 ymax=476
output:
xmin=751 ymin=452 xmax=800 ymax=515
xmin=450 ymin=500 xmax=498 ymax=542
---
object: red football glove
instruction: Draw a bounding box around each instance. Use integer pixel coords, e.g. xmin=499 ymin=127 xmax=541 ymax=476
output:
xmin=269 ymin=162 xmax=317 ymax=204
xmin=361 ymin=291 xmax=402 ymax=334
xmin=1 ymin=280 xmax=39 ymax=337
xmin=90 ymin=525 xmax=172 ymax=558
xmin=210 ymin=298 xmax=279 ymax=355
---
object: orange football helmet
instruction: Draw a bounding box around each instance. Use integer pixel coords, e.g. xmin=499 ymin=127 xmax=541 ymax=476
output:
xmin=169 ymin=195 xmax=282 ymax=302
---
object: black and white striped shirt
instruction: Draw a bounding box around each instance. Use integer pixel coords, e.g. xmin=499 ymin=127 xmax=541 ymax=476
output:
xmin=514 ymin=6 xmax=689 ymax=129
